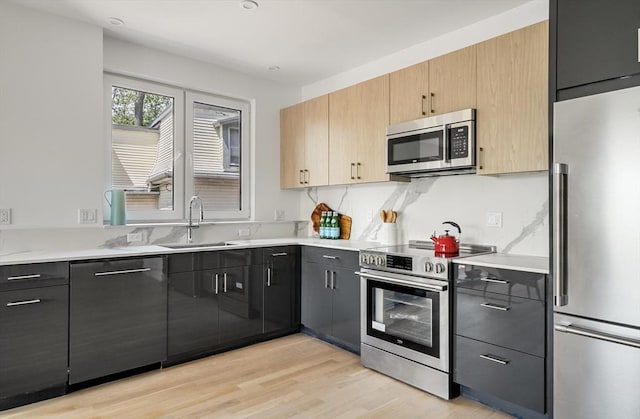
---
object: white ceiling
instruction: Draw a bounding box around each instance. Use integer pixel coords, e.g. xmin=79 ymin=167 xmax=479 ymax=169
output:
xmin=11 ymin=0 xmax=532 ymax=86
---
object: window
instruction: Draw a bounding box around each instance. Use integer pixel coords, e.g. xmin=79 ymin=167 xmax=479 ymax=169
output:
xmin=104 ymin=74 xmax=250 ymax=222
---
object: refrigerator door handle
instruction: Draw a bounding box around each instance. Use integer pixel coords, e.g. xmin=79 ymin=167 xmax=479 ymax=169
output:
xmin=555 ymin=323 xmax=640 ymax=349
xmin=553 ymin=163 xmax=569 ymax=306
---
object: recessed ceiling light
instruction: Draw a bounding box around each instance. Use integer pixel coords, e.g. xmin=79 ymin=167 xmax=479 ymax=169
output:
xmin=107 ymin=17 xmax=125 ymax=26
xmin=267 ymin=65 xmax=280 ymax=71
xmin=240 ymin=0 xmax=259 ymax=10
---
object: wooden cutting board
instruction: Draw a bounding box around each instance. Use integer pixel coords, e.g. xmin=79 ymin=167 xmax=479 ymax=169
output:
xmin=311 ymin=203 xmax=351 ymax=240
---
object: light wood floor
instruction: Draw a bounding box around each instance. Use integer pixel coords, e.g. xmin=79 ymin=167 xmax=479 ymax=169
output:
xmin=1 ymin=334 xmax=511 ymax=418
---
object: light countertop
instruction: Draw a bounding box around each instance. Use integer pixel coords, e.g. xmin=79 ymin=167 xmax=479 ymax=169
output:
xmin=0 ymin=238 xmax=379 ymax=266
xmin=453 ymin=253 xmax=549 ymax=274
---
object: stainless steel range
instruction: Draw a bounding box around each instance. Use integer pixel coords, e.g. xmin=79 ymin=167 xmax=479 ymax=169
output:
xmin=356 ymin=240 xmax=495 ymax=399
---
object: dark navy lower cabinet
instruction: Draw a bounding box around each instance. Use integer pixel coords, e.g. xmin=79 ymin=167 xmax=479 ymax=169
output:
xmin=0 ymin=284 xmax=69 ymax=408
xmin=301 ymin=247 xmax=360 ymax=353
xmin=69 ymin=257 xmax=167 ymax=384
xmin=453 ymin=263 xmax=550 ymax=417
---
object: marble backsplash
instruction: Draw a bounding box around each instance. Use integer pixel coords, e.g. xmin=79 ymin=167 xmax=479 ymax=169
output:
xmin=0 ymin=221 xmax=308 ymax=255
xmin=300 ymin=172 xmax=549 ymax=257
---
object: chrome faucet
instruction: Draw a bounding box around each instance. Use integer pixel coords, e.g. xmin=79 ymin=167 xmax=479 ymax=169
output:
xmin=187 ymin=195 xmax=204 ymax=243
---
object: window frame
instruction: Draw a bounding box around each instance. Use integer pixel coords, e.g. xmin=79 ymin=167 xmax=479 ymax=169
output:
xmin=104 ymin=73 xmax=251 ymax=223
xmin=185 ymin=91 xmax=250 ymax=219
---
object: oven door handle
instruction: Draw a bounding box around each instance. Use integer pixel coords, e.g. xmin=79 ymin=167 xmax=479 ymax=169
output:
xmin=354 ymin=271 xmax=447 ymax=292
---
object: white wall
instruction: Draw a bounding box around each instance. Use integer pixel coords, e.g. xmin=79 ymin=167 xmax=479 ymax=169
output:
xmin=297 ymin=0 xmax=550 ymax=257
xmin=0 ymin=1 xmax=300 ymax=235
xmin=0 ymin=1 xmax=103 ymax=229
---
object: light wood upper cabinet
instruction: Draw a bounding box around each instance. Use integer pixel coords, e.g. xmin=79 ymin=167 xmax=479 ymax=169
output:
xmin=389 ymin=61 xmax=429 ymax=124
xmin=280 ymin=95 xmax=329 ymax=189
xmin=429 ymin=45 xmax=477 ymax=116
xmin=280 ymin=103 xmax=305 ymax=189
xmin=303 ymin=95 xmax=329 ymax=187
xmin=389 ymin=46 xmax=476 ymax=124
xmin=476 ymin=21 xmax=548 ymax=175
xmin=329 ymin=75 xmax=390 ymax=185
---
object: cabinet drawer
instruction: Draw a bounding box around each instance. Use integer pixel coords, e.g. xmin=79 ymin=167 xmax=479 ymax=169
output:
xmin=454 ymin=264 xmax=545 ymax=301
xmin=0 ymin=262 xmax=69 ymax=291
xmin=302 ymin=246 xmax=358 ymax=268
xmin=262 ymin=246 xmax=299 ymax=264
xmin=200 ymin=248 xmax=259 ymax=270
xmin=168 ymin=253 xmax=197 ymax=274
xmin=454 ymin=335 xmax=544 ymax=413
xmin=455 ymin=288 xmax=545 ymax=357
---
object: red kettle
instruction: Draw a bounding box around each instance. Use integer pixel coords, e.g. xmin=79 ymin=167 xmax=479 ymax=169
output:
xmin=430 ymin=221 xmax=462 ymax=255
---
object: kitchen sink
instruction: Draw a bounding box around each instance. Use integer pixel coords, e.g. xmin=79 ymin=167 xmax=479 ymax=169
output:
xmin=162 ymin=242 xmax=228 ymax=249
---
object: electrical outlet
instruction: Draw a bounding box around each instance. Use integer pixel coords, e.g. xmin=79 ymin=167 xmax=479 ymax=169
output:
xmin=238 ymin=228 xmax=250 ymax=237
xmin=0 ymin=208 xmax=11 ymax=225
xmin=78 ymin=208 xmax=97 ymax=224
xmin=127 ymin=232 xmax=143 ymax=243
xmin=486 ymin=212 xmax=503 ymax=228
xmin=274 ymin=209 xmax=285 ymax=221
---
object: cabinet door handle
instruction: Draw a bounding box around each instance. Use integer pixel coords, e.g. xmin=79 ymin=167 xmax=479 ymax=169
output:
xmin=271 ymin=252 xmax=288 ymax=257
xmin=322 ymin=255 xmax=338 ymax=260
xmin=324 ymin=270 xmax=329 ymax=289
xmin=223 ymin=272 xmax=228 ymax=293
xmin=481 ymin=302 xmax=510 ymax=311
xmin=267 ymin=266 xmax=272 ymax=287
xmin=7 ymin=274 xmax=42 ymax=281
xmin=480 ymin=354 xmax=509 ymax=365
xmin=637 ymin=28 xmax=640 ymax=63
xmin=356 ymin=162 xmax=362 ymax=179
xmin=479 ymin=277 xmax=509 ymax=284
xmin=421 ymin=94 xmax=427 ymax=115
xmin=331 ymin=271 xmax=336 ymax=289
xmin=94 ymin=268 xmax=151 ymax=277
xmin=350 ymin=163 xmax=356 ymax=180
xmin=430 ymin=92 xmax=435 ymax=114
xmin=215 ymin=273 xmax=219 ymax=294
xmin=7 ymin=299 xmax=41 ymax=307
xmin=304 ymin=169 xmax=309 ymax=184
xmin=478 ymin=147 xmax=484 ymax=170
xmin=299 ymin=169 xmax=304 ymax=184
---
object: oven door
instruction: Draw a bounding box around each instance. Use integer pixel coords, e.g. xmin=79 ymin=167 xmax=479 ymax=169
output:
xmin=358 ymin=269 xmax=449 ymax=373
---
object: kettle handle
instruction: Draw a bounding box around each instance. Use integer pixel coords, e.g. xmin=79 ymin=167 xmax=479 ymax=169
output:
xmin=104 ymin=190 xmax=112 ymax=207
xmin=442 ymin=221 xmax=461 ymax=235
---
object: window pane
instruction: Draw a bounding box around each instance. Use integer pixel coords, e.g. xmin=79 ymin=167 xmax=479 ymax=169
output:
xmin=192 ymin=101 xmax=241 ymax=211
xmin=111 ymin=86 xmax=174 ymax=212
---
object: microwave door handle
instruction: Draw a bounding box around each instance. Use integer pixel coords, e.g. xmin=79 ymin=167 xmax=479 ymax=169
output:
xmin=443 ymin=124 xmax=450 ymax=163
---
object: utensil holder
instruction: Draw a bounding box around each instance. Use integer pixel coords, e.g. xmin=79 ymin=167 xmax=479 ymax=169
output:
xmin=379 ymin=223 xmax=398 ymax=245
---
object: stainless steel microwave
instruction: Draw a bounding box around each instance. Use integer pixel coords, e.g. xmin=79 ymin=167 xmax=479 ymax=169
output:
xmin=386 ymin=108 xmax=476 ymax=177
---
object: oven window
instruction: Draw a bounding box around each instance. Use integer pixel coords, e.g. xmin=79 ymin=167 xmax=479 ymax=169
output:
xmin=366 ymin=279 xmax=440 ymax=357
xmin=388 ymin=130 xmax=443 ymax=165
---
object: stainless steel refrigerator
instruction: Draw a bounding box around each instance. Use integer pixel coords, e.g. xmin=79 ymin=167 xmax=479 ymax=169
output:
xmin=553 ymin=85 xmax=640 ymax=419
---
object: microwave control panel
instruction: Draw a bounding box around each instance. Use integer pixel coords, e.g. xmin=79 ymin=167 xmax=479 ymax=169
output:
xmin=448 ymin=126 xmax=469 ymax=159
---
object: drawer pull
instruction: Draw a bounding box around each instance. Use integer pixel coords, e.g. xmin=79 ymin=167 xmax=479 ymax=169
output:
xmin=480 ymin=354 xmax=509 ymax=365
xmin=7 ymin=299 xmax=41 ymax=307
xmin=481 ymin=302 xmax=510 ymax=311
xmin=322 ymin=255 xmax=339 ymax=260
xmin=94 ymin=268 xmax=152 ymax=277
xmin=480 ymin=277 xmax=509 ymax=284
xmin=7 ymin=274 xmax=42 ymax=281
xmin=271 ymin=252 xmax=288 ymax=257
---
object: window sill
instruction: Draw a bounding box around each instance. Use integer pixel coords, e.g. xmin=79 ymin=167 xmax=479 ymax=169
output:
xmin=102 ymin=220 xmax=309 ymax=229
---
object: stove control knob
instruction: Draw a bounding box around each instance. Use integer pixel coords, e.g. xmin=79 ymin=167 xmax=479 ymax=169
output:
xmin=435 ymin=263 xmax=446 ymax=274
xmin=425 ymin=262 xmax=434 ymax=273
xmin=360 ymin=254 xmax=368 ymax=265
xmin=376 ymin=256 xmax=385 ymax=266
